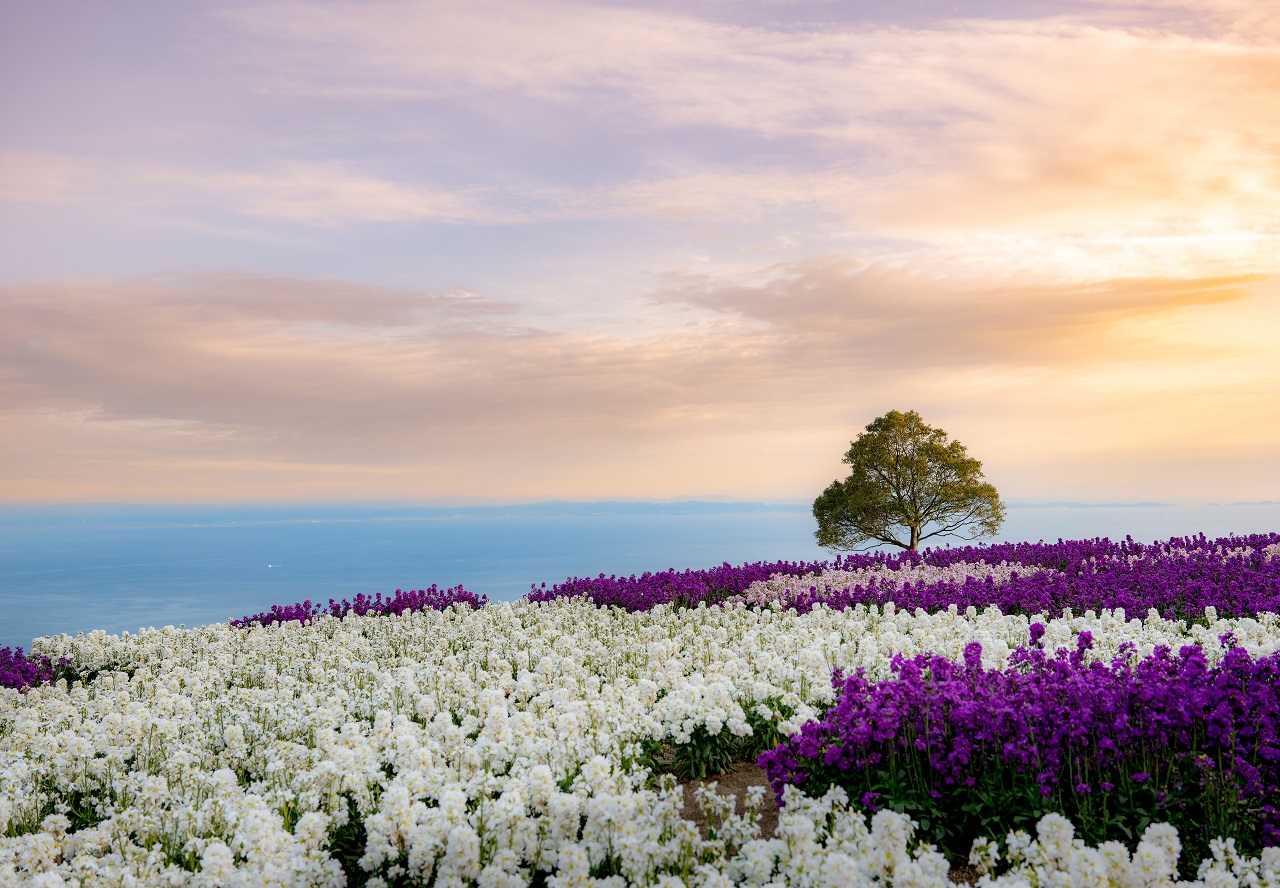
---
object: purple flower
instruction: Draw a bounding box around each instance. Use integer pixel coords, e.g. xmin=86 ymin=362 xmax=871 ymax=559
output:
xmin=0 ymin=647 xmax=58 ymax=692
xmin=762 ymin=638 xmax=1280 ymax=858
xmin=233 ymin=585 xmax=486 ymax=628
xmin=963 ymin=641 xmax=983 ymax=669
xmin=522 ymin=532 xmax=1280 ymax=622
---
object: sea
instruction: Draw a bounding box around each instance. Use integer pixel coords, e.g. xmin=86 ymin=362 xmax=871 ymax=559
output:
xmin=2 ymin=500 xmax=1279 ymax=650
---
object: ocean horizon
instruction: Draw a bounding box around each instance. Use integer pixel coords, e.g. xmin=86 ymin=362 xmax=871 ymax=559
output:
xmin=2 ymin=499 xmax=1278 ymax=650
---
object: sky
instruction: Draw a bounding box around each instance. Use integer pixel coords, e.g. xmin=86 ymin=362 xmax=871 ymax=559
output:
xmin=1 ymin=0 xmax=1278 ymax=506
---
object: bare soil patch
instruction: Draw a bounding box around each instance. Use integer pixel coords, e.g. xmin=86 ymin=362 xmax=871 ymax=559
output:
xmin=677 ymin=760 xmax=778 ymax=839
xmin=676 ymin=762 xmax=978 ymax=884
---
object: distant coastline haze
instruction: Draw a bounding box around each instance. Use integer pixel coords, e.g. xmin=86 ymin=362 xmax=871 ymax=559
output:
xmin=3 ymin=499 xmax=1279 ymax=649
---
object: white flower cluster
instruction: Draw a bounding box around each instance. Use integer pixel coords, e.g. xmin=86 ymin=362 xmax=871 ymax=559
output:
xmin=969 ymin=813 xmax=1280 ymax=887
xmin=731 ymin=538 xmax=1280 ymax=611
xmin=729 ymin=561 xmax=1057 ymax=608
xmin=1146 ymin=541 xmax=1280 ymax=563
xmin=3 ymin=598 xmax=1278 ymax=886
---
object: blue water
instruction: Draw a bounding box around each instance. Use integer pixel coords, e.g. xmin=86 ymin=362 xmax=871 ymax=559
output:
xmin=2 ymin=500 xmax=1278 ymax=649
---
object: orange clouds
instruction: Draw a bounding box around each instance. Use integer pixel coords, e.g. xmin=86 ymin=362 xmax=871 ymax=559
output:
xmin=189 ymin=2 xmax=1280 ymax=280
xmin=11 ymin=2 xmax=1280 ymax=276
xmin=3 ymin=1 xmax=1278 ymax=505
xmin=2 ymin=268 xmax=1276 ymax=503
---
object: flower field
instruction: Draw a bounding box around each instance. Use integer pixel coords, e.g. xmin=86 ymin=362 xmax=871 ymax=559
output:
xmin=3 ymin=534 xmax=1280 ymax=886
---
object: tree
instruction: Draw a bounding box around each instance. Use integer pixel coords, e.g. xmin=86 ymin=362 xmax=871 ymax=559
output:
xmin=813 ymin=410 xmax=1005 ymax=551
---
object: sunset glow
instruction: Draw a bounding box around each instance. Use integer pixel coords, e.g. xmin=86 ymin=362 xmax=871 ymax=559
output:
xmin=1 ymin=0 xmax=1277 ymax=504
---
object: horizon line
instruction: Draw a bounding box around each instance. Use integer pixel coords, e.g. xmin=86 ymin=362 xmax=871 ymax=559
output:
xmin=2 ymin=497 xmax=1273 ymax=511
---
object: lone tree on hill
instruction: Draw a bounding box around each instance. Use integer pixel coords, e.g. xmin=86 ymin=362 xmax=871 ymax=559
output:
xmin=813 ymin=409 xmax=1005 ymax=551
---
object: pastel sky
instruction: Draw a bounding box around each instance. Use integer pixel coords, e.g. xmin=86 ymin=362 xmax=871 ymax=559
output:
xmin=2 ymin=0 xmax=1277 ymax=505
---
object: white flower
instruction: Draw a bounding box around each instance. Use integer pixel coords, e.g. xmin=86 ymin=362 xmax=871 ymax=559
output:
xmin=970 ymin=838 xmax=999 ymax=874
xmin=198 ymin=840 xmax=236 ymax=884
xmin=3 ymin=588 xmax=1276 ymax=885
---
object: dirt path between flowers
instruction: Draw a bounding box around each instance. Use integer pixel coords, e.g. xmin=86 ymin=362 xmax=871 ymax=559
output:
xmin=677 ymin=762 xmax=979 ymax=885
xmin=678 ymin=760 xmax=779 ymax=839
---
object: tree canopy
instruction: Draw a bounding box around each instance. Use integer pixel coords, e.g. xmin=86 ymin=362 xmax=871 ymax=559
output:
xmin=813 ymin=410 xmax=1005 ymax=551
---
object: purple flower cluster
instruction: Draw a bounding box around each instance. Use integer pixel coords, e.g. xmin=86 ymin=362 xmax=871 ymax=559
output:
xmin=231 ymin=585 xmax=487 ymax=629
xmin=526 ymin=557 xmax=857 ymax=610
xmin=0 ymin=646 xmax=60 ymax=692
xmin=759 ymin=633 xmax=1280 ymax=863
xmin=797 ymin=532 xmax=1280 ymax=620
xmin=531 ymin=533 xmax=1280 ymax=620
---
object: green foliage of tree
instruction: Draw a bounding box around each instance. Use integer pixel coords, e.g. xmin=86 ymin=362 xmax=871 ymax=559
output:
xmin=813 ymin=410 xmax=1005 ymax=551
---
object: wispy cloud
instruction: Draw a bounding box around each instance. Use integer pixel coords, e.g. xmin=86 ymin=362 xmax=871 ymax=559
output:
xmin=0 ymin=153 xmax=88 ymax=203
xmin=2 ymin=269 xmax=1275 ymax=501
xmin=658 ymin=260 xmax=1269 ymax=367
xmin=1 ymin=157 xmax=504 ymax=227
xmin=2 ymin=1 xmax=1277 ymax=503
xmin=1083 ymin=0 xmax=1280 ymax=41
xmin=158 ymin=162 xmax=493 ymax=226
xmin=9 ymin=1 xmax=1279 ymax=275
xmin=197 ymin=2 xmax=1280 ymax=277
